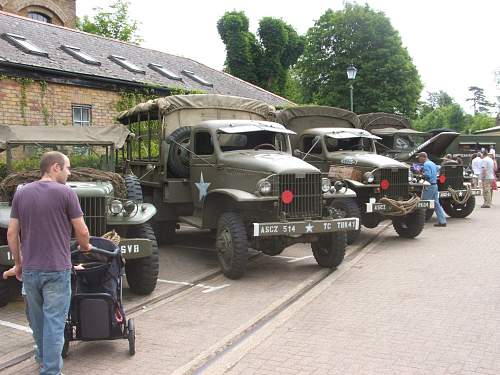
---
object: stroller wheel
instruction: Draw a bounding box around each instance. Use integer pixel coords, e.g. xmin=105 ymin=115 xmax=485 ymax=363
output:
xmin=62 ymin=324 xmax=71 ymax=358
xmin=128 ymin=318 xmax=135 ymax=356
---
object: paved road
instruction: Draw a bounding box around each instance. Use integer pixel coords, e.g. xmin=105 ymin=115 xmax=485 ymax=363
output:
xmin=1 ymin=223 xmax=381 ymax=373
xmin=3 ymin=195 xmax=498 ymax=374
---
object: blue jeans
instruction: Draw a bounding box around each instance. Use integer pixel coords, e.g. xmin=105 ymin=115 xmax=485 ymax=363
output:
xmin=23 ymin=270 xmax=71 ymax=375
xmin=422 ymin=184 xmax=447 ymax=225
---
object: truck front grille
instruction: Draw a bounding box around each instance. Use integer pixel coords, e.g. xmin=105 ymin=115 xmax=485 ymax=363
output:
xmin=79 ymin=197 xmax=107 ymax=236
xmin=274 ymin=173 xmax=322 ymax=219
xmin=439 ymin=164 xmax=463 ymax=190
xmin=378 ymin=168 xmax=409 ymax=200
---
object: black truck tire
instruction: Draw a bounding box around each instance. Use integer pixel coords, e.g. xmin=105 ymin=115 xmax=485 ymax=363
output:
xmin=441 ymin=195 xmax=475 ymax=218
xmin=311 ymin=232 xmax=346 ymax=268
xmin=216 ymin=212 xmax=248 ymax=280
xmin=167 ymin=127 xmax=191 ymax=178
xmin=125 ymin=222 xmax=159 ymax=295
xmin=331 ymin=198 xmax=361 ymax=245
xmin=425 ymin=209 xmax=434 ymax=221
xmin=124 ymin=174 xmax=143 ymax=202
xmin=392 ymin=209 xmax=426 ymax=239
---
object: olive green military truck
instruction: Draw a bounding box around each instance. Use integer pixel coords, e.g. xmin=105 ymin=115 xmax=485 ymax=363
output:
xmin=117 ymin=94 xmax=360 ymax=279
xmin=276 ymin=106 xmax=434 ymax=244
xmin=359 ymin=113 xmax=481 ymax=220
xmin=0 ymin=125 xmax=158 ymax=307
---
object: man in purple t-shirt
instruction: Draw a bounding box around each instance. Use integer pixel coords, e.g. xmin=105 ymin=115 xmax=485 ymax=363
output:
xmin=7 ymin=151 xmax=91 ymax=375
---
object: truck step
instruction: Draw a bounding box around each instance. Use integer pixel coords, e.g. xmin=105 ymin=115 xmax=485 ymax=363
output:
xmin=178 ymin=216 xmax=202 ymax=228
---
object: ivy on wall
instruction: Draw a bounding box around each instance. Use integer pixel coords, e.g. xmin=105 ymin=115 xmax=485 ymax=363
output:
xmin=0 ymin=75 xmax=49 ymax=126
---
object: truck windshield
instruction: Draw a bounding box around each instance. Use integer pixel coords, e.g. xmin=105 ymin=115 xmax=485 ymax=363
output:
xmin=325 ymin=136 xmax=374 ymax=152
xmin=217 ymin=131 xmax=288 ymax=152
xmin=393 ymin=134 xmax=427 ymax=150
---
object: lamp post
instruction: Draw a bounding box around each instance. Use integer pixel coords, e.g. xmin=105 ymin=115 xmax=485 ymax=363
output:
xmin=346 ymin=64 xmax=357 ymax=112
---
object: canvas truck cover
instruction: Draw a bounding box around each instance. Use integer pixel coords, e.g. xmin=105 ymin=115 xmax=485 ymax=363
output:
xmin=358 ymin=112 xmax=411 ymax=132
xmin=276 ymin=106 xmax=360 ymax=136
xmin=0 ymin=124 xmax=130 ymax=151
xmin=116 ymin=94 xmax=276 ymax=136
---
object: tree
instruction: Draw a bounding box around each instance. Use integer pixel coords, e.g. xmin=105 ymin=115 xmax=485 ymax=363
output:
xmin=417 ymin=91 xmax=454 ymax=118
xmin=76 ymin=0 xmax=142 ymax=44
xmin=413 ymin=104 xmax=466 ymax=132
xmin=466 ymin=86 xmax=494 ymax=114
xmin=464 ymin=113 xmax=496 ymax=133
xmin=297 ymin=4 xmax=422 ymax=116
xmin=217 ymin=11 xmax=259 ymax=85
xmin=217 ymin=11 xmax=304 ymax=97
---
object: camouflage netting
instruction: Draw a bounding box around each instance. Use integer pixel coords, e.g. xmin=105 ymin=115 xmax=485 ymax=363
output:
xmin=0 ymin=167 xmax=127 ymax=201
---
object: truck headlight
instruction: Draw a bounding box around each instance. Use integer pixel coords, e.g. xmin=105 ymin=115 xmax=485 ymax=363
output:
xmin=110 ymin=199 xmax=123 ymax=215
xmin=363 ymin=172 xmax=375 ymax=184
xmin=333 ymin=180 xmax=346 ymax=192
xmin=257 ymin=180 xmax=272 ymax=195
xmin=321 ymin=178 xmax=331 ymax=193
xmin=123 ymin=200 xmax=137 ymax=216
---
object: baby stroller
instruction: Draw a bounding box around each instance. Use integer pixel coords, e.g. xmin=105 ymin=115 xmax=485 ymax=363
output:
xmin=63 ymin=237 xmax=135 ymax=357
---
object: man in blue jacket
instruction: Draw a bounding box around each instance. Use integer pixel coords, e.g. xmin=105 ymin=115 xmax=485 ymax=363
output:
xmin=417 ymin=152 xmax=447 ymax=227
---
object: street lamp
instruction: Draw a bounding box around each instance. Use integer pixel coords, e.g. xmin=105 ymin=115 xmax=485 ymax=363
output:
xmin=346 ymin=64 xmax=357 ymax=112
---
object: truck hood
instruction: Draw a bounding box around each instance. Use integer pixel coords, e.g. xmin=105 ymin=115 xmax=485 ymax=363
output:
xmin=66 ymin=181 xmax=114 ymax=197
xmin=397 ymin=131 xmax=460 ymax=161
xmin=221 ymin=151 xmax=319 ymax=174
xmin=326 ymin=151 xmax=407 ymax=169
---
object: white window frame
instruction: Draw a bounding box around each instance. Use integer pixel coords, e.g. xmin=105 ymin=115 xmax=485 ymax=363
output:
xmin=72 ymin=105 xmax=92 ymax=127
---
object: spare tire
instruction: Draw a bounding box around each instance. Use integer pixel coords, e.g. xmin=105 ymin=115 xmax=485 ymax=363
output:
xmin=124 ymin=174 xmax=143 ymax=202
xmin=167 ymin=127 xmax=191 ymax=178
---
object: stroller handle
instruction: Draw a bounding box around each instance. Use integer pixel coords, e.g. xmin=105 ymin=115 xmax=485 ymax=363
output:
xmin=70 ymin=242 xmax=121 ymax=259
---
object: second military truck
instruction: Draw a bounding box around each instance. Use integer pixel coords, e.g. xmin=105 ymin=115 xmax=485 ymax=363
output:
xmin=277 ymin=106 xmax=434 ymax=244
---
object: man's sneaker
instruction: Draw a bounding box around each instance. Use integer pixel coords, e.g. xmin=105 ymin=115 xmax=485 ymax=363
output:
xmin=434 ymin=223 xmax=446 ymax=227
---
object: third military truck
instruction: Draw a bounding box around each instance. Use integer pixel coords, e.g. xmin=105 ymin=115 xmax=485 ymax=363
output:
xmin=359 ymin=112 xmax=481 ymax=220
xmin=117 ymin=94 xmax=359 ymax=279
xmin=276 ymin=106 xmax=434 ymax=244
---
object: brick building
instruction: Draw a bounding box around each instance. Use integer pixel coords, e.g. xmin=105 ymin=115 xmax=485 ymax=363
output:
xmin=0 ymin=0 xmax=76 ymax=27
xmin=0 ymin=7 xmax=291 ymax=129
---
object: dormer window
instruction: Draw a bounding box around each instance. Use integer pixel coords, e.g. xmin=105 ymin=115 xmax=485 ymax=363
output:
xmin=61 ymin=45 xmax=100 ymax=65
xmin=28 ymin=12 xmax=51 ymax=23
xmin=181 ymin=70 xmax=213 ymax=87
xmin=148 ymin=63 xmax=182 ymax=81
xmin=2 ymin=33 xmax=48 ymax=57
xmin=109 ymin=55 xmax=145 ymax=74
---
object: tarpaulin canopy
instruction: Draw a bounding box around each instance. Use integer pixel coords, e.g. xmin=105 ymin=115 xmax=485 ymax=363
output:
xmin=0 ymin=124 xmax=130 ymax=151
xmin=276 ymin=106 xmax=360 ymax=134
xmin=117 ymin=94 xmax=275 ymax=125
xmin=358 ymin=112 xmax=411 ymax=131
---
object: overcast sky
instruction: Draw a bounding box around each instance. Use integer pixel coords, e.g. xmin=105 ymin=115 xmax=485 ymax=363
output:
xmin=77 ymin=0 xmax=500 ymax=114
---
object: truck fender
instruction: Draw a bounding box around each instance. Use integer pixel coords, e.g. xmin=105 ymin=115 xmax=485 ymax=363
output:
xmin=107 ymin=203 xmax=157 ymax=226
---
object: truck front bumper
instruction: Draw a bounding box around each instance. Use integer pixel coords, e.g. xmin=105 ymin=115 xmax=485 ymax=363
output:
xmin=0 ymin=238 xmax=154 ymax=267
xmin=365 ymin=199 xmax=434 ymax=214
xmin=439 ymin=188 xmax=481 ymax=199
xmin=253 ymin=217 xmax=360 ymax=237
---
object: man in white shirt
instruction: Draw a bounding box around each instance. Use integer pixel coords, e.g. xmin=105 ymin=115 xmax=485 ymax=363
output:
xmin=471 ymin=153 xmax=483 ymax=188
xmin=489 ymin=145 xmax=496 ymax=157
xmin=481 ymin=152 xmax=495 ymax=208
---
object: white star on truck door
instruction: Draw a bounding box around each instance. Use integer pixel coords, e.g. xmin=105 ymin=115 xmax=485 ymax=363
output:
xmin=195 ymin=172 xmax=211 ymax=201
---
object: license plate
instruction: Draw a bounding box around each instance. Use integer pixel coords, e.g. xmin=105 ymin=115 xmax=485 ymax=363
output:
xmin=417 ymin=200 xmax=434 ymax=209
xmin=367 ymin=200 xmax=434 ymax=213
xmin=118 ymin=238 xmax=153 ymax=260
xmin=253 ymin=218 xmax=360 ymax=237
xmin=439 ymin=189 xmax=481 ymax=198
